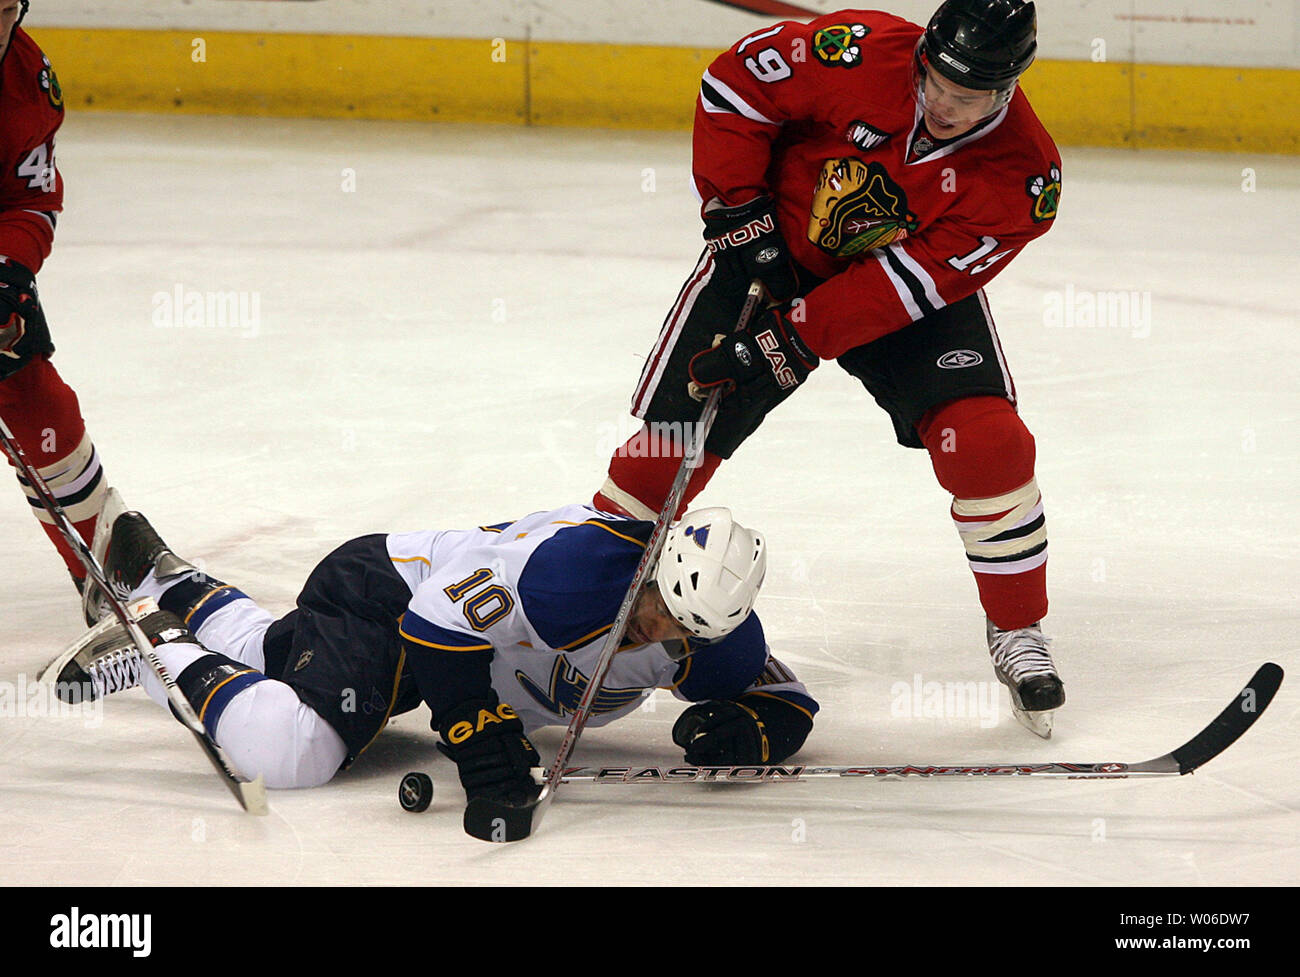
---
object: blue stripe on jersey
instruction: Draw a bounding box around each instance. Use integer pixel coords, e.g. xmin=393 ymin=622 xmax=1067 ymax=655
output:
xmin=399 ymin=610 xmax=493 ymax=652
xmin=673 ymin=613 xmax=769 ymax=702
xmin=517 ymin=519 xmax=652 ymax=652
xmin=186 ymin=586 xmax=251 ymax=631
xmin=197 ymin=669 xmax=265 ymax=738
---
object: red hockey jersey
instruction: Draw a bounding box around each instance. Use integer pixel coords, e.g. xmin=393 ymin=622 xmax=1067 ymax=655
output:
xmin=0 ymin=27 xmax=64 ymax=274
xmin=694 ymin=10 xmax=1060 ymax=359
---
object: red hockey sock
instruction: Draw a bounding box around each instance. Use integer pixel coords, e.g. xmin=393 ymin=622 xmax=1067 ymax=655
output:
xmin=0 ymin=357 xmax=107 ymax=580
xmin=919 ymin=397 xmax=1047 ymax=629
xmin=593 ymin=424 xmax=721 ymax=520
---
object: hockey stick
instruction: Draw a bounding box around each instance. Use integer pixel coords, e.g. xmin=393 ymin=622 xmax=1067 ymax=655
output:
xmin=556 ymin=662 xmax=1283 ymax=783
xmin=0 ymin=417 xmax=268 ymax=815
xmin=464 ymin=280 xmax=767 ymax=843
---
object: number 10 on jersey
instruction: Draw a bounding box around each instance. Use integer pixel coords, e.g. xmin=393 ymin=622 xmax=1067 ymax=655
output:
xmin=443 ymin=569 xmax=514 ymax=631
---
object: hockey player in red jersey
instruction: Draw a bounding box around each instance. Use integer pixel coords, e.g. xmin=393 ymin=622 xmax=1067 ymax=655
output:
xmin=594 ymin=1 xmax=1065 ymax=735
xmin=0 ymin=1 xmax=112 ymax=600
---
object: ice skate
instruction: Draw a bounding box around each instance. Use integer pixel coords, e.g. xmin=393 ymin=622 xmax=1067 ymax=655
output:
xmin=42 ymin=596 xmax=187 ymax=703
xmin=987 ymin=618 xmax=1064 ymax=739
xmin=97 ymin=509 xmax=200 ymax=610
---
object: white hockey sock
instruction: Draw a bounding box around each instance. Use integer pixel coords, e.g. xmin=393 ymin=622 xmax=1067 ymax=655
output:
xmin=191 ymin=596 xmax=274 ymax=672
xmin=131 ymin=569 xmax=273 ymax=671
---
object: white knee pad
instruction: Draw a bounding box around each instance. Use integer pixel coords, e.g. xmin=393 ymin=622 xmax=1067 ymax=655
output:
xmin=213 ymin=681 xmax=347 ymax=789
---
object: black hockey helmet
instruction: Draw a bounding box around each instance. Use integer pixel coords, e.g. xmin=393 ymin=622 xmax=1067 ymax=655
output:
xmin=920 ymin=0 xmax=1038 ymax=91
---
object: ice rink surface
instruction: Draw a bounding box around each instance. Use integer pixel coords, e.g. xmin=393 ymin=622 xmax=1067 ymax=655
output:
xmin=0 ymin=113 xmax=1295 ymax=887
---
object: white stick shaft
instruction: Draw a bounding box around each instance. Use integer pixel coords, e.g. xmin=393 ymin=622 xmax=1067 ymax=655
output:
xmin=539 ymin=282 xmax=767 ymax=796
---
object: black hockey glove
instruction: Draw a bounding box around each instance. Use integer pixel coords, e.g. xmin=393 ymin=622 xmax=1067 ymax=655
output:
xmin=437 ymin=698 xmax=541 ymax=806
xmin=0 ymin=258 xmax=50 ymax=381
xmin=687 ymin=307 xmax=817 ymax=401
xmin=672 ymin=694 xmax=813 ymax=765
xmin=702 ymin=196 xmax=798 ymax=305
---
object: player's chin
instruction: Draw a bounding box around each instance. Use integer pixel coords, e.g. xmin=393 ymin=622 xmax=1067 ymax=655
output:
xmin=928 ymin=111 xmax=978 ymax=136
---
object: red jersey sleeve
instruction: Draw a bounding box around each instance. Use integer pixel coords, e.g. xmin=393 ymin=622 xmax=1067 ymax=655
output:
xmin=693 ymin=13 xmax=906 ymax=209
xmin=0 ymin=208 xmax=59 ymax=274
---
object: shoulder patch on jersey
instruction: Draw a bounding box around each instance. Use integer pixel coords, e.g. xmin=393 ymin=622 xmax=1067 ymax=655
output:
xmin=808 ymin=158 xmax=919 ymax=257
xmin=39 ymin=56 xmax=63 ymax=111
xmin=812 ymin=23 xmax=870 ymax=68
xmin=1025 ymin=163 xmax=1061 ymax=223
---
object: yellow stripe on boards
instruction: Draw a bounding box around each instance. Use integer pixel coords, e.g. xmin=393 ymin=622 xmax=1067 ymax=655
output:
xmin=29 ymin=28 xmax=1297 ymax=153
xmin=31 ymin=28 xmax=525 ymax=123
xmin=527 ymin=39 xmax=708 ymax=129
xmin=1019 ymin=60 xmax=1299 ymax=154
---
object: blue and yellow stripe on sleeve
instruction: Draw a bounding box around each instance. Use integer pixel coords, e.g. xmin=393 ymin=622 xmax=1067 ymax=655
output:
xmin=398 ymin=611 xmax=493 ymax=653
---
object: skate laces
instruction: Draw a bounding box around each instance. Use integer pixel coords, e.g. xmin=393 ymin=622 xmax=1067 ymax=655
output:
xmin=87 ymin=647 xmax=143 ymax=697
xmin=989 ymin=624 xmax=1057 ymax=682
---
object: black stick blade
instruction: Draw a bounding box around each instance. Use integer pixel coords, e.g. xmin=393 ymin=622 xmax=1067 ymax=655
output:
xmin=464 ymin=794 xmax=544 ymax=843
xmin=1170 ymin=663 xmax=1283 ymax=774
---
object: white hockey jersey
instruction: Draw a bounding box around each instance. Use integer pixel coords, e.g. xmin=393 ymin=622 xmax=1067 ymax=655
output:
xmin=388 ymin=504 xmax=815 ymax=733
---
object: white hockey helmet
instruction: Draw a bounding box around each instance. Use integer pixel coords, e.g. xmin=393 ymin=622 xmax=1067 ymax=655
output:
xmin=655 ymin=507 xmax=766 ymax=641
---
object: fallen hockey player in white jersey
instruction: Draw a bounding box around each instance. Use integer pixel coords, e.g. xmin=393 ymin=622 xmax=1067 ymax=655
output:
xmin=47 ymin=503 xmax=818 ymax=812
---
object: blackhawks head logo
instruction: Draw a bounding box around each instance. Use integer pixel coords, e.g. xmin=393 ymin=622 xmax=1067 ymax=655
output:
xmin=39 ymin=56 xmax=63 ymax=110
xmin=812 ymin=23 xmax=870 ymax=68
xmin=808 ymin=158 xmax=920 ymax=257
xmin=1026 ymin=163 xmax=1061 ymax=222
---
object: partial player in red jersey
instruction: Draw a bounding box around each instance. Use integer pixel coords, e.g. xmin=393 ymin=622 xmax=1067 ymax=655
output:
xmin=595 ymin=1 xmax=1066 ymax=735
xmin=0 ymin=1 xmax=112 ymax=604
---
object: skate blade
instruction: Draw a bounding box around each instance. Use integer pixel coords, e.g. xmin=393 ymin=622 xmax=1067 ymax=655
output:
xmin=1011 ymin=706 xmax=1054 ymax=739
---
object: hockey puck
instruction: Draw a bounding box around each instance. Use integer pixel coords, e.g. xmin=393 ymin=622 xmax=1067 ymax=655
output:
xmin=399 ymin=772 xmax=433 ymax=813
